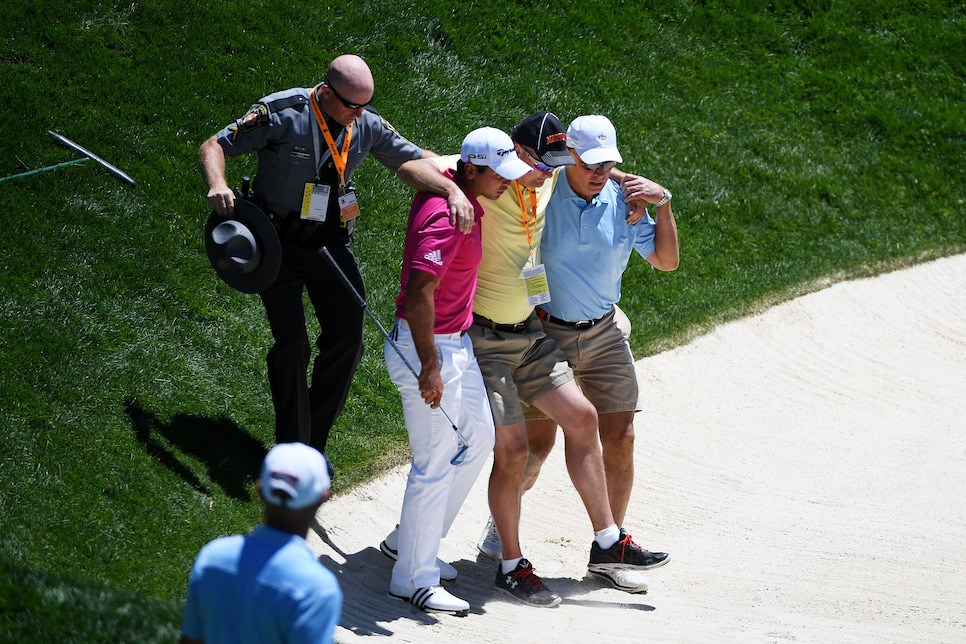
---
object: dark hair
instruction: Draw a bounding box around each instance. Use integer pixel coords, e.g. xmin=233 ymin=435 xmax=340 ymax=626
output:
xmin=457 ymin=159 xmax=488 ymax=177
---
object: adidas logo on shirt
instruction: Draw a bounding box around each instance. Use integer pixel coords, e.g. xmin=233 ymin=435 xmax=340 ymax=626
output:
xmin=424 ymin=249 xmax=443 ymax=266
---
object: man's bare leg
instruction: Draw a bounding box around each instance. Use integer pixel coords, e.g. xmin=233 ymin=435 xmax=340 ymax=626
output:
xmin=522 ymin=417 xmax=557 ymax=494
xmin=598 ymin=410 xmax=636 ymax=527
xmin=531 ymin=381 xmax=615 ymax=531
xmin=487 ymin=422 xmax=529 ymax=560
xmin=527 ymin=411 xmax=635 ymax=526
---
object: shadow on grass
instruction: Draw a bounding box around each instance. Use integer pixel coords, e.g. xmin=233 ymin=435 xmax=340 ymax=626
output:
xmin=125 ymin=398 xmax=266 ymax=501
xmin=0 ymin=556 xmax=182 ymax=643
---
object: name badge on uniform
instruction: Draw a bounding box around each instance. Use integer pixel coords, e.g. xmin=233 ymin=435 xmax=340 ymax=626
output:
xmin=339 ymin=189 xmax=361 ymax=223
xmin=522 ymin=264 xmax=551 ymax=306
xmin=301 ymin=183 xmax=331 ymax=222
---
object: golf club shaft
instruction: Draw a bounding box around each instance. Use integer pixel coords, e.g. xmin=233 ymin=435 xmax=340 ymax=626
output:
xmin=0 ymin=158 xmax=89 ymax=184
xmin=48 ymin=130 xmax=136 ymax=187
xmin=318 ymin=246 xmax=464 ymax=434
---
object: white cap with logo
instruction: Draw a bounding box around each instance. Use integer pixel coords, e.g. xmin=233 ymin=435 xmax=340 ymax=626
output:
xmin=259 ymin=442 xmax=331 ymax=510
xmin=460 ymin=127 xmax=532 ymax=180
xmin=566 ymin=115 xmax=623 ymax=165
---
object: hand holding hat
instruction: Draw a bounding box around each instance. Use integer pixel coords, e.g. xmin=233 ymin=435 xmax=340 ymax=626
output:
xmin=204 ymin=199 xmax=282 ymax=294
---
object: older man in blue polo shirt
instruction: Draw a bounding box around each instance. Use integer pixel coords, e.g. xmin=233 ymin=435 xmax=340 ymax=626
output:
xmin=526 ymin=114 xmax=679 ymax=594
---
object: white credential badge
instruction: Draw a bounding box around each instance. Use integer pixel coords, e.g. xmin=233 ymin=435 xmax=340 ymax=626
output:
xmin=522 ymin=264 xmax=551 ymax=306
xmin=338 ymin=190 xmax=361 ymax=222
xmin=301 ymin=183 xmax=331 ymax=222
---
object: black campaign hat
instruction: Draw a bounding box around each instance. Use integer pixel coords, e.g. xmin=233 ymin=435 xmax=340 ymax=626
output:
xmin=204 ymin=199 xmax=281 ymax=294
xmin=511 ymin=111 xmax=575 ymax=168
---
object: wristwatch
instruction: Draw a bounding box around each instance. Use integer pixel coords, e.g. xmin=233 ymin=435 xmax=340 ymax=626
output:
xmin=655 ymin=189 xmax=672 ymax=208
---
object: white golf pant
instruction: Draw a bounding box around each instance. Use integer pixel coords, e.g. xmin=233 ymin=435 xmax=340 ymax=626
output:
xmin=386 ymin=319 xmax=495 ymax=590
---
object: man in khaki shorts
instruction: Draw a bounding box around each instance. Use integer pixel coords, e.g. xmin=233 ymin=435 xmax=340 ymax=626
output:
xmin=402 ymin=111 xmax=669 ymax=605
xmin=521 ymin=114 xmax=680 ymax=594
xmin=459 ymin=112 xmax=671 ymax=605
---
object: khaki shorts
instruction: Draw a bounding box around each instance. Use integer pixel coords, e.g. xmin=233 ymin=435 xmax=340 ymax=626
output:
xmin=467 ymin=311 xmax=573 ymax=427
xmin=524 ymin=305 xmax=641 ymax=420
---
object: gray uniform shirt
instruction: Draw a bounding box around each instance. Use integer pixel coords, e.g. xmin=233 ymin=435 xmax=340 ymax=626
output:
xmin=216 ymin=86 xmax=422 ymax=224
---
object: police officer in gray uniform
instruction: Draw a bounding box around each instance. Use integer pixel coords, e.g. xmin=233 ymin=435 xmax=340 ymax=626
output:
xmin=200 ymin=54 xmax=474 ymax=458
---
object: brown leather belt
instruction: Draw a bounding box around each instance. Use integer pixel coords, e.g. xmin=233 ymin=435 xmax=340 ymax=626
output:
xmin=473 ymin=314 xmax=527 ymax=333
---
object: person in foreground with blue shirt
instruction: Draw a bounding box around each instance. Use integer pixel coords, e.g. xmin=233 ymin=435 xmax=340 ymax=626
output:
xmin=179 ymin=443 xmax=342 ymax=644
xmin=526 ymin=114 xmax=679 ymax=594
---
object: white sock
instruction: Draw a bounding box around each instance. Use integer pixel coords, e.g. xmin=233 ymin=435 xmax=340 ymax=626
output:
xmin=501 ymin=556 xmax=524 ymax=574
xmin=594 ymin=524 xmax=620 ymax=550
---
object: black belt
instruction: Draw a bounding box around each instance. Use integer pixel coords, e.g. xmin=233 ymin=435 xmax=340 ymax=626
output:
xmin=544 ymin=314 xmax=603 ymax=329
xmin=473 ymin=314 xmax=527 ymax=333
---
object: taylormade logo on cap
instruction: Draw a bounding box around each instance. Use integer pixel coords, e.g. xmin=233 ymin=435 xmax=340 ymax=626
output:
xmin=460 ymin=127 xmax=532 ymax=180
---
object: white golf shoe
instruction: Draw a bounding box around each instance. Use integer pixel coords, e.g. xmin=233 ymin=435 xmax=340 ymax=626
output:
xmin=587 ymin=567 xmax=650 ymax=594
xmin=389 ymin=583 xmax=470 ymax=616
xmin=476 ymin=515 xmax=501 ymax=560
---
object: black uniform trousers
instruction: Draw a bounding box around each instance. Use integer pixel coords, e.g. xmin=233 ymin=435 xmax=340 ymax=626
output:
xmin=259 ymin=240 xmax=365 ymax=455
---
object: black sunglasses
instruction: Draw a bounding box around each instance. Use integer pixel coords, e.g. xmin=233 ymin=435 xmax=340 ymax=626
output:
xmin=324 ymin=76 xmax=373 ymax=110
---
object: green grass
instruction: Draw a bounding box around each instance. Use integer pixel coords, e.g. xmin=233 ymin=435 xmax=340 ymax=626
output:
xmin=1 ymin=0 xmax=964 ymax=638
xmin=0 ymin=557 xmax=181 ymax=643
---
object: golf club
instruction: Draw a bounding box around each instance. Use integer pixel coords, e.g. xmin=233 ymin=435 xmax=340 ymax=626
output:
xmin=319 ymin=246 xmax=469 ymax=466
xmin=48 ymin=130 xmax=136 ymax=187
xmin=0 ymin=131 xmax=136 ymax=187
xmin=0 ymin=157 xmax=91 ymax=184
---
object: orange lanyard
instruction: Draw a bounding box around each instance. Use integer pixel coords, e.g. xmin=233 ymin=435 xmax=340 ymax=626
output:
xmin=310 ymin=86 xmax=353 ymax=188
xmin=512 ymin=181 xmax=538 ymax=256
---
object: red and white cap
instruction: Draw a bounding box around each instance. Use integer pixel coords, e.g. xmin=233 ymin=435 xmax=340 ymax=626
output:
xmin=260 ymin=443 xmax=331 ymax=510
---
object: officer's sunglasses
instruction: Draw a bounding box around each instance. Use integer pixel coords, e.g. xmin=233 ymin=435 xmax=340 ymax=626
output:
xmin=324 ymin=76 xmax=373 ymax=110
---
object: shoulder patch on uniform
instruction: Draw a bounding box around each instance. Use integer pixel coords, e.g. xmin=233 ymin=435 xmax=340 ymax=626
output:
xmin=239 ymin=104 xmax=269 ymax=131
xmin=229 ymin=103 xmax=269 ymax=140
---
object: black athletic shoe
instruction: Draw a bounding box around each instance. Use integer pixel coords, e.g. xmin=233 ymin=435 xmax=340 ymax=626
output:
xmin=588 ymin=529 xmax=669 ymax=572
xmin=495 ymin=558 xmax=562 ymax=607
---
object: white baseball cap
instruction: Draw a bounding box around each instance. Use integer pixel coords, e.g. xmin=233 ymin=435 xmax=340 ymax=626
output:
xmin=566 ymin=115 xmax=623 ymax=165
xmin=460 ymin=127 xmax=532 ymax=180
xmin=259 ymin=442 xmax=331 ymax=510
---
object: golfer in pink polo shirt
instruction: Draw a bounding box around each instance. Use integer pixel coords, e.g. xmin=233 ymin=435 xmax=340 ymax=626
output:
xmin=380 ymin=127 xmax=530 ymax=616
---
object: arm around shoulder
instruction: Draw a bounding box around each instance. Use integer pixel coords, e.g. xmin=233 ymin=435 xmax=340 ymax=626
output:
xmin=397 ymin=155 xmax=475 ymax=234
